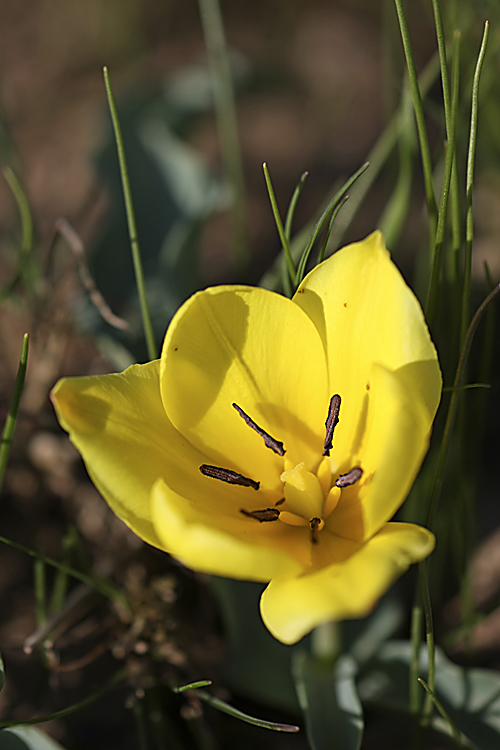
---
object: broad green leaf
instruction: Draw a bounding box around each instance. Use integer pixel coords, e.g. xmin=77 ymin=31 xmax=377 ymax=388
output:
xmin=358 ymin=640 xmax=500 ymax=750
xmin=0 ymin=728 xmax=66 ymax=750
xmin=293 ymin=652 xmax=364 ymax=750
xmin=209 ymin=577 xmax=300 ymax=713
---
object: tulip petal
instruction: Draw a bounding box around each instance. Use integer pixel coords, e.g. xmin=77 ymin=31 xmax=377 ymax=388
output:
xmin=52 ymin=362 xmax=212 ymax=548
xmin=327 ymin=364 xmax=432 ymax=541
xmin=260 ymin=522 xmax=435 ymax=644
xmin=294 ymin=231 xmax=442 ymax=470
xmin=151 ymin=478 xmax=302 ymax=581
xmin=160 ymin=286 xmax=329 ymax=492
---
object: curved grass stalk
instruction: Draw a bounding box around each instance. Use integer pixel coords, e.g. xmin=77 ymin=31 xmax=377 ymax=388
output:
xmin=460 ymin=22 xmax=489 ymax=348
xmin=103 ymin=66 xmax=157 ymax=361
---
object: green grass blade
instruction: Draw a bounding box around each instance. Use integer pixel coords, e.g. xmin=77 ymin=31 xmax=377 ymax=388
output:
xmin=420 ymin=561 xmax=436 ymax=726
xmin=426 ymin=282 xmax=500 ymax=530
xmin=418 ymin=679 xmax=472 ymax=748
xmin=198 ymin=0 xmax=249 ymax=271
xmin=460 ymin=22 xmax=489 ymax=347
xmin=103 ymin=66 xmax=157 ymax=361
xmin=295 ymin=162 xmax=369 ymax=286
xmin=426 ymin=30 xmax=461 ymax=325
xmin=193 ymin=689 xmax=299 ymax=733
xmin=0 ymin=333 xmax=29 ymax=494
xmin=0 ymin=532 xmax=129 ymax=609
xmin=284 ymin=172 xmax=309 ymax=243
xmin=263 ymin=163 xmax=296 ymax=287
xmin=0 ymin=668 xmax=126 ymax=728
xmin=394 ymin=0 xmax=438 ymax=250
xmin=3 ymin=168 xmax=34 ymax=283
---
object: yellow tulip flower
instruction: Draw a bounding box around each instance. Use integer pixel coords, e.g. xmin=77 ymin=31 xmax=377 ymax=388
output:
xmin=52 ymin=232 xmax=441 ymax=644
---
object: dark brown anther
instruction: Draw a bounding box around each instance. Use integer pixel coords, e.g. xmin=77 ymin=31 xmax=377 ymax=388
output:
xmin=310 ymin=517 xmax=321 ymax=544
xmin=336 ymin=467 xmax=363 ymax=488
xmin=275 ymin=497 xmax=285 ymax=506
xmin=240 ymin=508 xmax=281 ymax=522
xmin=233 ymin=403 xmax=286 ymax=456
xmin=200 ymin=464 xmax=260 ymax=490
xmin=323 ymin=394 xmax=341 ymax=456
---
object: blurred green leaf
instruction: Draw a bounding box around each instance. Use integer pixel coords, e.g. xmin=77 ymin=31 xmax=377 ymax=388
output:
xmin=358 ymin=640 xmax=500 ymax=749
xmin=0 ymin=728 xmax=66 ymax=750
xmin=293 ymin=652 xmax=364 ymax=750
xmin=209 ymin=577 xmax=300 ymax=712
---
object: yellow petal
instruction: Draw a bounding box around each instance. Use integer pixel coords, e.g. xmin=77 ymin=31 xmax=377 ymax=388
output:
xmin=260 ymin=522 xmax=435 ymax=644
xmin=52 ymin=362 xmax=210 ymax=548
xmin=160 ymin=286 xmax=329 ymax=491
xmin=294 ymin=231 xmax=442 ymax=468
xmin=151 ymin=478 xmax=302 ymax=581
xmin=327 ymin=364 xmax=432 ymax=541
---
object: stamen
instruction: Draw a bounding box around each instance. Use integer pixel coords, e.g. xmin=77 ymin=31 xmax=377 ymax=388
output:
xmin=200 ymin=464 xmax=260 ymax=490
xmin=233 ymin=403 xmax=285 ymax=456
xmin=240 ymin=508 xmax=280 ymax=522
xmin=310 ymin=517 xmax=321 ymax=544
xmin=275 ymin=497 xmax=285 ymax=506
xmin=323 ymin=394 xmax=341 ymax=456
xmin=336 ymin=467 xmax=363 ymax=488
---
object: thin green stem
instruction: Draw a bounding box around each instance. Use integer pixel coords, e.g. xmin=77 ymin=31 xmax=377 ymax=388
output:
xmin=378 ymin=80 xmax=415 ymax=248
xmin=103 ymin=66 xmax=156 ymax=361
xmin=409 ymin=593 xmax=423 ymax=716
xmin=426 ymin=282 xmax=500 ymax=529
xmin=173 ymin=680 xmax=213 ymax=693
xmin=0 ymin=532 xmax=129 ymax=609
xmin=426 ymin=30 xmax=461 ymax=325
xmin=418 ymin=679 xmax=472 ymax=748
xmin=393 ymin=0 xmax=438 ymax=249
xmin=460 ymin=22 xmax=489 ymax=348
xmin=317 ymin=196 xmax=349 ymax=265
xmin=282 ymin=172 xmax=308 ymax=295
xmin=194 ymin=689 xmax=299 ymax=732
xmin=285 ymin=172 xmax=308 ymax=243
xmin=263 ymin=163 xmax=296 ymax=287
xmin=3 ymin=167 xmax=34 ymax=278
xmin=420 ymin=562 xmax=435 ymax=726
xmin=197 ymin=0 xmax=249 ymax=271
xmin=431 ymin=0 xmax=462 ymax=279
xmin=0 ymin=668 xmax=126 ymax=728
xmin=0 ymin=333 xmax=29 ymax=494
xmin=34 ymin=558 xmax=47 ymax=629
xmin=295 ymin=162 xmax=369 ymax=286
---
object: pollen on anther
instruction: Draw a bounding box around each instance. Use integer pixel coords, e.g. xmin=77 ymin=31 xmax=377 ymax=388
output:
xmin=200 ymin=464 xmax=260 ymax=490
xmin=336 ymin=467 xmax=363 ymax=488
xmin=233 ymin=403 xmax=285 ymax=456
xmin=323 ymin=394 xmax=341 ymax=456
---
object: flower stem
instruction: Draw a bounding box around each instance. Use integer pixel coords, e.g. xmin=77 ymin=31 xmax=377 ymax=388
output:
xmin=103 ymin=66 xmax=157 ymax=361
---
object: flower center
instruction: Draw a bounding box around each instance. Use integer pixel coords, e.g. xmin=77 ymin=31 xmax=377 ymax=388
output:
xmin=199 ymin=395 xmax=363 ymax=545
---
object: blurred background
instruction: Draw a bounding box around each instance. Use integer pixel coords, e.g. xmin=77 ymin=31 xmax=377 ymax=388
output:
xmin=0 ymin=1 xmax=499 ymax=748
